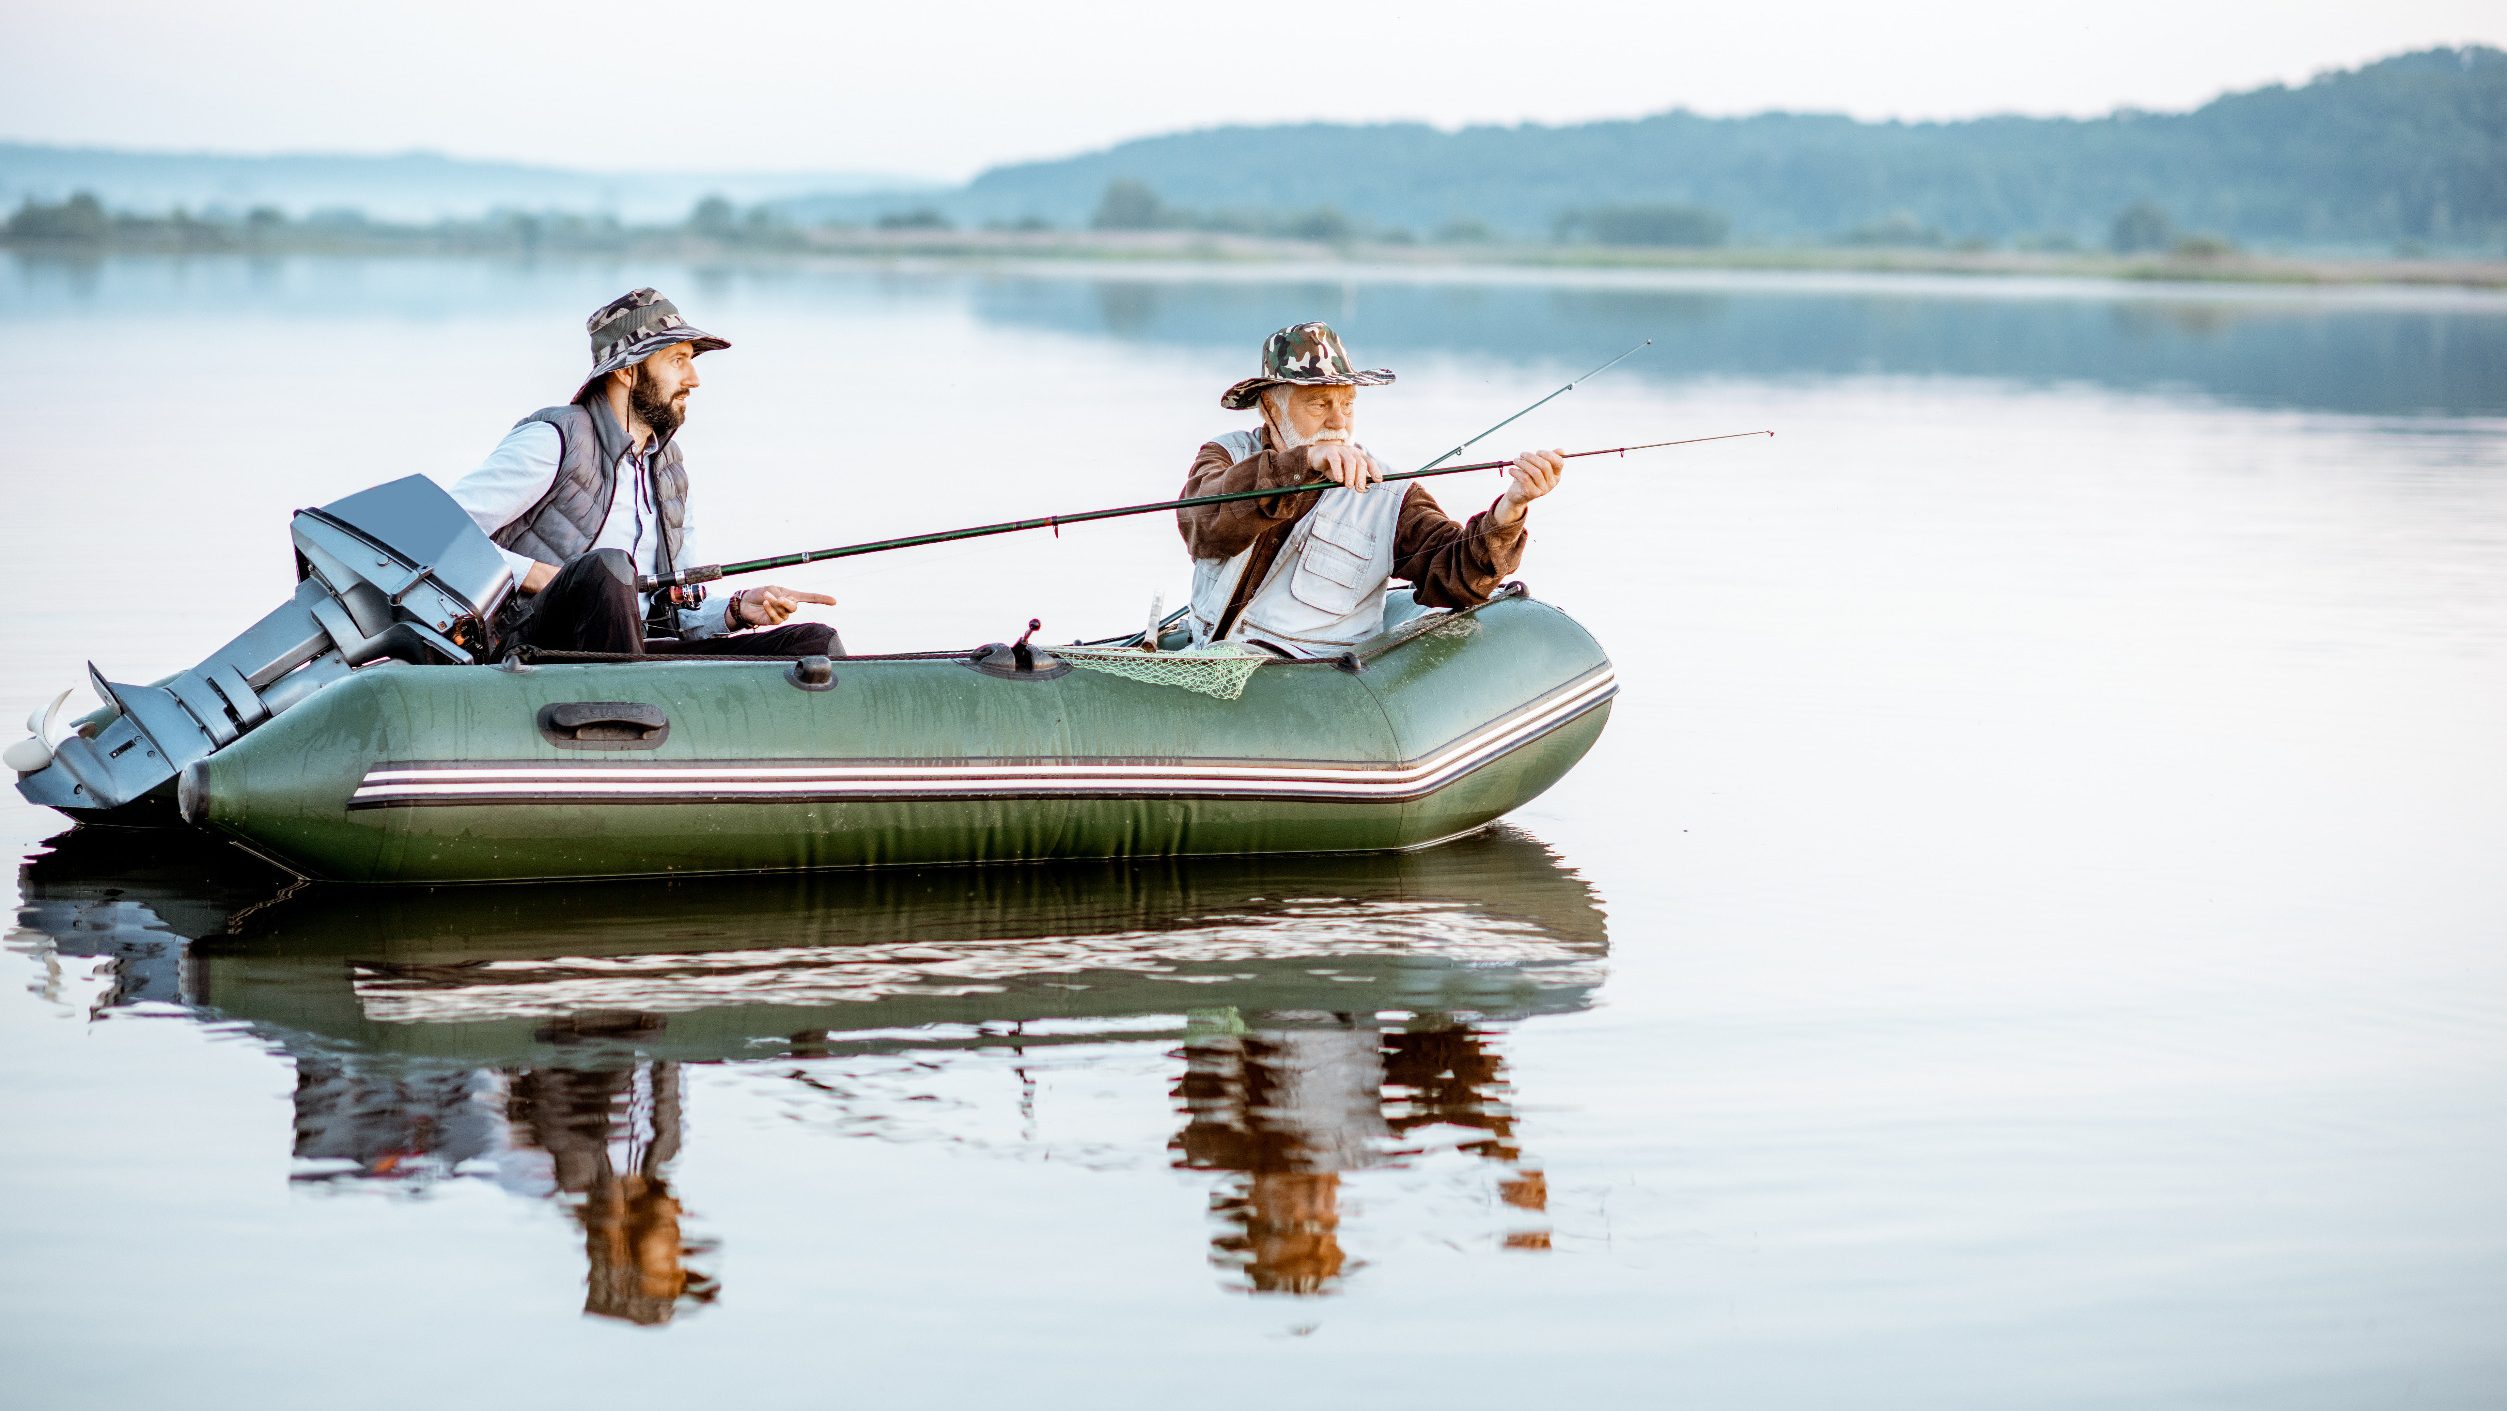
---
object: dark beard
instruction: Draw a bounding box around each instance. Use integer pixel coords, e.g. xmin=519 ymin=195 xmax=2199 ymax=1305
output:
xmin=630 ymin=368 xmax=685 ymax=439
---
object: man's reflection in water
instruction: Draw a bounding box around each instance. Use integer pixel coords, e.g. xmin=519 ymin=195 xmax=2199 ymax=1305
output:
xmin=1171 ymin=1013 xmax=1548 ymax=1296
xmin=1381 ymin=1024 xmax=1552 ymax=1252
xmin=285 ymin=1050 xmax=717 ymax=1326
xmin=508 ymin=1060 xmax=720 ymax=1326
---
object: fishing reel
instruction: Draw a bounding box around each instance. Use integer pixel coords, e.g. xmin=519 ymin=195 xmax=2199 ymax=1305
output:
xmin=638 ymin=578 xmax=711 ymax=640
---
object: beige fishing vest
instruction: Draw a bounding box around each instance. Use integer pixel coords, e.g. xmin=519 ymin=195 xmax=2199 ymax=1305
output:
xmin=1187 ymin=430 xmax=1407 ymax=658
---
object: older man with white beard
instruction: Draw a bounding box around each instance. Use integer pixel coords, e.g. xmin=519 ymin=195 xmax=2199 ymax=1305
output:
xmin=1178 ymin=322 xmax=1566 ymax=658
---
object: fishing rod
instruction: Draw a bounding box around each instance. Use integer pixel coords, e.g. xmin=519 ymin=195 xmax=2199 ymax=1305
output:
xmin=640 ymin=341 xmax=1661 ymax=594
xmin=1410 ymin=338 xmax=1651 ymax=474
xmin=643 ymin=342 xmax=1659 ymax=594
xmin=640 ymin=429 xmax=1772 ymax=592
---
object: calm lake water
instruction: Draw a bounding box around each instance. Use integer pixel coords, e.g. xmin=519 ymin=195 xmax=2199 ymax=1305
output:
xmin=5 ymin=252 xmax=2505 ymax=1408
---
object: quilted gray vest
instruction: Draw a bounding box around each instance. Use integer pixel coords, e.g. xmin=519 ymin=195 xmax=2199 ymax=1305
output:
xmin=492 ymin=398 xmax=688 ymax=580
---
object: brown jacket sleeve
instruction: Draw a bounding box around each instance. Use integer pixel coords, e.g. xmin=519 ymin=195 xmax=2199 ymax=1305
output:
xmin=1177 ymin=439 xmax=1330 ymax=560
xmin=1391 ymin=485 xmax=1527 ymax=609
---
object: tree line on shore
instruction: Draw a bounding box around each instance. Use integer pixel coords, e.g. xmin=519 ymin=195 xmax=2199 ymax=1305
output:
xmin=1 ymin=181 xmax=2261 ymax=261
xmin=941 ymin=47 xmax=2502 ymax=253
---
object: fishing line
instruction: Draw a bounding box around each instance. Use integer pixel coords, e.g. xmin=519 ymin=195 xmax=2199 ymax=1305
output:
xmin=1408 ymin=338 xmax=1653 ymax=475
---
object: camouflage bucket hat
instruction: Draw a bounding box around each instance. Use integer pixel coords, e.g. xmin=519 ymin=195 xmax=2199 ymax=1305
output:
xmin=1219 ymin=321 xmax=1395 ymax=410
xmin=572 ymin=287 xmax=730 ymax=401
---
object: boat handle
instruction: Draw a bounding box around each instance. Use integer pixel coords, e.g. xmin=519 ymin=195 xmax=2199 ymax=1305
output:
xmin=539 ymin=701 xmax=670 ymax=750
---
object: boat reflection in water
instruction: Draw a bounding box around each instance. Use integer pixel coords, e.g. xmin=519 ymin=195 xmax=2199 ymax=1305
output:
xmin=14 ymin=825 xmax=1609 ymax=1318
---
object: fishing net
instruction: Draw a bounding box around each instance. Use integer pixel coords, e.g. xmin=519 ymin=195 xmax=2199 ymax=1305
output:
xmin=1056 ymin=642 xmax=1269 ymax=700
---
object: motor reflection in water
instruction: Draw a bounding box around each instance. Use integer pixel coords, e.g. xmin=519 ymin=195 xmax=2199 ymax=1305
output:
xmin=12 ymin=824 xmax=1609 ymax=1318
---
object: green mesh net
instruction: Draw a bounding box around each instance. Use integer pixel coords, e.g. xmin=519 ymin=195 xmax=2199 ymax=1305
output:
xmin=1056 ymin=643 xmax=1269 ymax=700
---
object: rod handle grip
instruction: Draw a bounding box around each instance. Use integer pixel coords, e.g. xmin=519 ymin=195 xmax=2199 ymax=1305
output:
xmin=635 ymin=565 xmax=725 ymax=593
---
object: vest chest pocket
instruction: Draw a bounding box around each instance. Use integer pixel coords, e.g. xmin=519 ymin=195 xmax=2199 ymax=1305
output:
xmin=1286 ymin=513 xmax=1383 ymax=616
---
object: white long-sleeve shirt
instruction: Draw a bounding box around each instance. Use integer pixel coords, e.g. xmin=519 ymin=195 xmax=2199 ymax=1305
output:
xmin=449 ymin=421 xmax=723 ymax=639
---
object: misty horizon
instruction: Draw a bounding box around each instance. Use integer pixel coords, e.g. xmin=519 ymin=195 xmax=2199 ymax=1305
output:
xmin=7 ymin=0 xmax=2503 ymax=180
xmin=4 ymin=38 xmax=2499 ymax=189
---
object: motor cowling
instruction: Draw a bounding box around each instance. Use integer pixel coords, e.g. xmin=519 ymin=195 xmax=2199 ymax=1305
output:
xmin=11 ymin=476 xmax=514 ymax=824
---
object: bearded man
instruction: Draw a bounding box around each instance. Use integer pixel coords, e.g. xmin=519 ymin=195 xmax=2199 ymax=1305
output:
xmin=1179 ymin=322 xmax=1565 ymax=658
xmin=451 ymin=288 xmax=837 ymax=657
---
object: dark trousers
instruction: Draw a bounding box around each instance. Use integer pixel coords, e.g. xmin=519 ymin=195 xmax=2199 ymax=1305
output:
xmin=515 ymin=550 xmax=842 ymax=658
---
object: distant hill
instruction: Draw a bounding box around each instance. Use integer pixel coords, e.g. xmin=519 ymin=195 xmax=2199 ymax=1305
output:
xmin=14 ymin=47 xmax=2501 ymax=251
xmin=0 ymin=143 xmax=929 ymax=223
xmin=801 ymin=46 xmax=2506 ymax=252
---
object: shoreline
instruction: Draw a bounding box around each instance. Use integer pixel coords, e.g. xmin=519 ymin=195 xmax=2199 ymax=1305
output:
xmin=8 ymin=228 xmax=2505 ymax=295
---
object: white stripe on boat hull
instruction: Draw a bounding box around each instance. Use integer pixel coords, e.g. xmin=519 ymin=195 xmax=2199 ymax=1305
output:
xmin=346 ymin=668 xmax=1615 ymax=809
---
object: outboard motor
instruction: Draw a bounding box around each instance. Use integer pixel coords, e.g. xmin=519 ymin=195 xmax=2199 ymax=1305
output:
xmin=8 ymin=476 xmax=513 ymax=825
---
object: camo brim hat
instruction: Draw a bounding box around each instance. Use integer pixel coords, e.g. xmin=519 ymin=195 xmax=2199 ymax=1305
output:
xmin=572 ymin=287 xmax=729 ymax=402
xmin=1220 ymin=320 xmax=1395 ymax=410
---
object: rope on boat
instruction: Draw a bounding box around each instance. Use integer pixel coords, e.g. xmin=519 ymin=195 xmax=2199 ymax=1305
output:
xmin=502 ymin=646 xmax=970 ymax=665
xmin=500 ymin=583 xmax=1532 ymax=674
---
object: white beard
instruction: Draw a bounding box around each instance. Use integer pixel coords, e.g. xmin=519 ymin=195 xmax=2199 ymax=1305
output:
xmin=1271 ymin=420 xmax=1354 ymax=451
xmin=1263 ymin=388 xmax=1355 ymax=450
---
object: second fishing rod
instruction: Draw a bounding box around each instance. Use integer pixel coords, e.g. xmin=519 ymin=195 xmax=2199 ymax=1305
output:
xmin=640 ymin=340 xmax=1767 ymax=593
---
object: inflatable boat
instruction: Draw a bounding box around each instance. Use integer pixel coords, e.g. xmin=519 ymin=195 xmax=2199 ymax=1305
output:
xmin=10 ymin=477 xmax=1613 ymax=883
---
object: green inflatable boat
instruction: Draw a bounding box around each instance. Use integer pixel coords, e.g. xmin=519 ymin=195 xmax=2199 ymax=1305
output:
xmin=12 ymin=477 xmax=1613 ymax=884
xmin=188 ymin=587 xmax=1612 ymax=883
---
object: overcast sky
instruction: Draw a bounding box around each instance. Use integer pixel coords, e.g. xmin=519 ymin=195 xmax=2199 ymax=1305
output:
xmin=4 ymin=0 xmax=2501 ymax=181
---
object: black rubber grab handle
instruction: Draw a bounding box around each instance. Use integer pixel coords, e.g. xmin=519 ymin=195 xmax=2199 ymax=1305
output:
xmin=539 ymin=701 xmax=670 ymax=748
